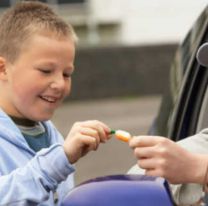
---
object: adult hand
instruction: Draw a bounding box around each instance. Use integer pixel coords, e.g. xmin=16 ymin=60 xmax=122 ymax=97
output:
xmin=129 ymin=136 xmax=207 ymax=184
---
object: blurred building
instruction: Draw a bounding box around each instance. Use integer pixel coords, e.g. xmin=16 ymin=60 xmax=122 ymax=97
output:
xmin=0 ymin=0 xmax=207 ymax=100
xmin=0 ymin=0 xmax=207 ymax=47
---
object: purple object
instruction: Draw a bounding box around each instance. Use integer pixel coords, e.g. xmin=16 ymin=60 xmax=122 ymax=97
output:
xmin=61 ymin=174 xmax=174 ymax=206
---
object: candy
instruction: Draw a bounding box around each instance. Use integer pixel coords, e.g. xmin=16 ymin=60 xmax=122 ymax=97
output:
xmin=111 ymin=130 xmax=131 ymax=142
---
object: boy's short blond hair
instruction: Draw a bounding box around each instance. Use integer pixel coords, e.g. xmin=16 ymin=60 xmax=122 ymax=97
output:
xmin=0 ymin=1 xmax=77 ymax=63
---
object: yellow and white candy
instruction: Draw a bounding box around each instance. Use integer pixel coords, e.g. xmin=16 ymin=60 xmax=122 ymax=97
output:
xmin=111 ymin=130 xmax=131 ymax=142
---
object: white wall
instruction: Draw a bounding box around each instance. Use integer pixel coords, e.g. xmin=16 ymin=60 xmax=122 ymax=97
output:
xmin=89 ymin=0 xmax=207 ymax=45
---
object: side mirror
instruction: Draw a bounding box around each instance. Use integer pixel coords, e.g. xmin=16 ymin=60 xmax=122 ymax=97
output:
xmin=197 ymin=42 xmax=208 ymax=67
xmin=61 ymin=174 xmax=174 ymax=206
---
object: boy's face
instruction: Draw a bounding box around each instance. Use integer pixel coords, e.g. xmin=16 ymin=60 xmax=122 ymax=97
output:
xmin=0 ymin=33 xmax=75 ymax=121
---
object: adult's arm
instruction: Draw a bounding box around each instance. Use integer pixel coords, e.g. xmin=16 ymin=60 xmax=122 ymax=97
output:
xmin=128 ymin=128 xmax=208 ymax=205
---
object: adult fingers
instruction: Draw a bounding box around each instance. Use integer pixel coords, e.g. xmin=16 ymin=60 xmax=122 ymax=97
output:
xmin=133 ymin=146 xmax=155 ymax=159
xmin=137 ymin=158 xmax=155 ymax=170
xmin=129 ymin=135 xmax=168 ymax=148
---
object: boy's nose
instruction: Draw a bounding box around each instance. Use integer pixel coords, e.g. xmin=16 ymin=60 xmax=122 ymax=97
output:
xmin=50 ymin=75 xmax=66 ymax=90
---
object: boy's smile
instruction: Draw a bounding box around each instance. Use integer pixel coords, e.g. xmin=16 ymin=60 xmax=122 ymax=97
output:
xmin=0 ymin=33 xmax=75 ymax=121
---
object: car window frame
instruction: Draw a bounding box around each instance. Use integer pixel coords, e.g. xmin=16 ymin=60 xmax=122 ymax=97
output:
xmin=169 ymin=21 xmax=208 ymax=141
xmin=148 ymin=7 xmax=208 ymax=141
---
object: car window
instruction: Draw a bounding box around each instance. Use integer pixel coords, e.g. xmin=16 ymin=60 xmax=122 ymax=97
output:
xmin=197 ymin=84 xmax=208 ymax=132
xmin=0 ymin=0 xmax=10 ymax=7
xmin=151 ymin=6 xmax=208 ymax=141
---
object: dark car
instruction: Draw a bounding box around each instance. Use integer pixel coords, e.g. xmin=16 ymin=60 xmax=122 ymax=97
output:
xmin=150 ymin=5 xmax=208 ymax=141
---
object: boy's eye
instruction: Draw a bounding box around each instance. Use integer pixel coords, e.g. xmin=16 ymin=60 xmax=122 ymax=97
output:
xmin=63 ymin=73 xmax=72 ymax=78
xmin=39 ymin=69 xmax=52 ymax=74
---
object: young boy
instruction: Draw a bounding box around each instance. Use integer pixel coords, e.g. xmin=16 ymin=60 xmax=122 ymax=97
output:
xmin=0 ymin=1 xmax=111 ymax=205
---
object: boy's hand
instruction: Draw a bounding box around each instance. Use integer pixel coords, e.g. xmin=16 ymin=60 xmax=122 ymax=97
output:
xmin=63 ymin=120 xmax=111 ymax=164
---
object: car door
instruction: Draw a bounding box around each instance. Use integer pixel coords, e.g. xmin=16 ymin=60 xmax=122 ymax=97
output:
xmin=151 ymin=5 xmax=208 ymax=142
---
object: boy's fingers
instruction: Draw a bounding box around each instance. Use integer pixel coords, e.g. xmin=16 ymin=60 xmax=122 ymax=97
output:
xmin=78 ymin=120 xmax=109 ymax=131
xmin=77 ymin=120 xmax=111 ymax=142
xmin=79 ymin=127 xmax=100 ymax=146
xmin=80 ymin=135 xmax=99 ymax=152
xmin=64 ymin=134 xmax=98 ymax=163
xmin=90 ymin=124 xmax=107 ymax=143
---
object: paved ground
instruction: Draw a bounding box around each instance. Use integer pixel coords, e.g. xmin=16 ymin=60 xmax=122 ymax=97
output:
xmin=52 ymin=95 xmax=161 ymax=185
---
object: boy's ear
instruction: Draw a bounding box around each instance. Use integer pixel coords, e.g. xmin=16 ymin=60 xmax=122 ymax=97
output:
xmin=0 ymin=57 xmax=8 ymax=81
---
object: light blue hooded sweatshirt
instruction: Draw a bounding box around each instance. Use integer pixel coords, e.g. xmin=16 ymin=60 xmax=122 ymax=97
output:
xmin=0 ymin=109 xmax=75 ymax=205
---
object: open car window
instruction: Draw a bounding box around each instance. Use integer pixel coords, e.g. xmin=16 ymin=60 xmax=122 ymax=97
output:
xmin=197 ymin=84 xmax=208 ymax=132
xmin=151 ymin=6 xmax=208 ymax=141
